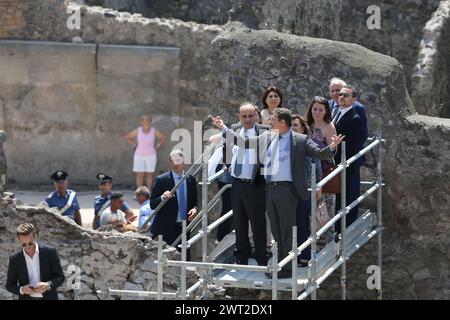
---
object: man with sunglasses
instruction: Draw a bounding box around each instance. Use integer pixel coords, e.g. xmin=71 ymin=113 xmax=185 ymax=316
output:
xmin=328 ymin=77 xmax=369 ymax=167
xmin=332 ymin=85 xmax=363 ymax=237
xmin=42 ymin=171 xmax=82 ymax=226
xmin=6 ymin=223 xmax=65 ymax=300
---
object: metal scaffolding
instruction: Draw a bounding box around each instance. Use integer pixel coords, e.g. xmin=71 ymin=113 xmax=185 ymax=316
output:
xmin=97 ymin=132 xmax=385 ymax=300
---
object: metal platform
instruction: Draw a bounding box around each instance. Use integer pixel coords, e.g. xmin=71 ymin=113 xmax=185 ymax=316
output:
xmin=211 ymin=210 xmax=377 ymax=291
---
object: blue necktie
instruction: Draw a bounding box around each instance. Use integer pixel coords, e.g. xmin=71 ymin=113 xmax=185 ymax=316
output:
xmin=266 ymin=135 xmax=281 ymax=181
xmin=177 ymin=176 xmax=187 ymax=220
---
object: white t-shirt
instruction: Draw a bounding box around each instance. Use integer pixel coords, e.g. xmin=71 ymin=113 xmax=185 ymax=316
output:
xmin=100 ymin=207 xmax=127 ymax=227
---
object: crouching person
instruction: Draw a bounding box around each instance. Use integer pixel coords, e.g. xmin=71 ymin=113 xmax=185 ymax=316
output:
xmin=100 ymin=193 xmax=137 ymax=233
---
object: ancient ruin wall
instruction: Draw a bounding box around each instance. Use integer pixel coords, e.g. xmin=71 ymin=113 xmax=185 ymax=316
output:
xmin=0 ymin=0 xmax=449 ymax=299
xmin=412 ymin=0 xmax=450 ymax=119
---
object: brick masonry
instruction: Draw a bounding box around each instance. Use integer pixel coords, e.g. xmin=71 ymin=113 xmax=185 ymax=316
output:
xmin=0 ymin=0 xmax=24 ymax=38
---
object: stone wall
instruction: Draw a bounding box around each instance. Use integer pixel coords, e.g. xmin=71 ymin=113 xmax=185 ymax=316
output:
xmin=230 ymin=0 xmax=342 ymax=40
xmin=412 ymin=0 xmax=450 ymax=119
xmin=85 ymin=0 xmax=232 ymax=25
xmin=0 ymin=193 xmax=195 ymax=300
xmin=0 ymin=40 xmax=181 ymax=185
xmin=228 ymin=0 xmax=441 ymax=92
xmin=0 ymin=2 xmax=223 ymax=185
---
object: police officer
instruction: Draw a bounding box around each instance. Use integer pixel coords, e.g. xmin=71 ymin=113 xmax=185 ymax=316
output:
xmin=43 ymin=171 xmax=82 ymax=226
xmin=93 ymin=173 xmax=137 ymax=230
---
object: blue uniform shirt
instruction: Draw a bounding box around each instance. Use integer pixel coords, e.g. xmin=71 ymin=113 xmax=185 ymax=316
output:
xmin=94 ymin=192 xmax=130 ymax=229
xmin=138 ymin=200 xmax=154 ymax=229
xmin=45 ymin=189 xmax=80 ymax=220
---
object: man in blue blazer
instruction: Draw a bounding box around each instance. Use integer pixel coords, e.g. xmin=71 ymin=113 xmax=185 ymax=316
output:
xmin=332 ymin=86 xmax=363 ymax=236
xmin=150 ymin=150 xmax=198 ymax=247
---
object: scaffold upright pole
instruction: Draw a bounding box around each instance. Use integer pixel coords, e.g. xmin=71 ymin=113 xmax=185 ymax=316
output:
xmin=340 ymin=141 xmax=347 ymax=300
xmin=376 ymin=131 xmax=383 ymax=300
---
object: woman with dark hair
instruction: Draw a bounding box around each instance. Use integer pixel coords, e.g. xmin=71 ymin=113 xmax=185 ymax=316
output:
xmin=305 ymin=96 xmax=337 ymax=243
xmin=260 ymin=86 xmax=283 ymax=126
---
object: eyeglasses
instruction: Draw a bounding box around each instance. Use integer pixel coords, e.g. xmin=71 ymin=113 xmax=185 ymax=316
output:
xmin=338 ymin=93 xmax=351 ymax=98
xmin=21 ymin=241 xmax=35 ymax=248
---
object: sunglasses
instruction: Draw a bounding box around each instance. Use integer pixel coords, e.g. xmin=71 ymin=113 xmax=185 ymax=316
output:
xmin=338 ymin=93 xmax=351 ymax=98
xmin=21 ymin=241 xmax=35 ymax=248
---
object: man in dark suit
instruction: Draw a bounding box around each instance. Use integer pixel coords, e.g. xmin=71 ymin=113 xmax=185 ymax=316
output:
xmin=222 ymin=103 xmax=270 ymax=265
xmin=211 ymin=108 xmax=344 ymax=277
xmin=150 ymin=150 xmax=198 ymax=247
xmin=328 ymin=78 xmax=369 ymax=166
xmin=6 ymin=223 xmax=65 ymax=300
xmin=333 ymin=85 xmax=363 ymax=235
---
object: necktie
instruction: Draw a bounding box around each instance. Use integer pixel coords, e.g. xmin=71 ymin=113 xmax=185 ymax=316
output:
xmin=233 ymin=129 xmax=248 ymax=177
xmin=266 ymin=134 xmax=281 ymax=181
xmin=333 ymin=110 xmax=342 ymax=124
xmin=177 ymin=176 xmax=187 ymax=220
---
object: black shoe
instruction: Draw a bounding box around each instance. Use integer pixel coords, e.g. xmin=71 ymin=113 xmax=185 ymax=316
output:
xmin=236 ymin=258 xmax=248 ymax=265
xmin=297 ymin=259 xmax=309 ymax=267
xmin=265 ymin=269 xmax=292 ymax=278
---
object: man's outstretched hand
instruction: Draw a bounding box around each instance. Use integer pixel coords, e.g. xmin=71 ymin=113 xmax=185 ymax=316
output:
xmin=213 ymin=116 xmax=225 ymax=130
xmin=329 ymin=134 xmax=345 ymax=149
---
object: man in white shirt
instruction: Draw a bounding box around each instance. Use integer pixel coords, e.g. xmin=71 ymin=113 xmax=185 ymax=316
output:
xmin=6 ymin=223 xmax=65 ymax=300
xmin=99 ymin=193 xmax=137 ymax=233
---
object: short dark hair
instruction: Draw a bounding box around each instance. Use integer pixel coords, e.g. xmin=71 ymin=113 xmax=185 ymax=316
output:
xmin=342 ymin=85 xmax=357 ymax=97
xmin=274 ymin=108 xmax=292 ymax=127
xmin=292 ymin=114 xmax=310 ymax=134
xmin=305 ymin=96 xmax=332 ymax=127
xmin=111 ymin=193 xmax=124 ymax=201
xmin=261 ymin=86 xmax=283 ymax=109
xmin=16 ymin=223 xmax=37 ymax=238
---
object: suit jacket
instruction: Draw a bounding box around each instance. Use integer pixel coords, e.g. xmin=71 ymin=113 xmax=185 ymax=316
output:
xmin=333 ymin=107 xmax=363 ymax=165
xmin=330 ymin=99 xmax=369 ymax=166
xmin=6 ymin=244 xmax=65 ymax=300
xmin=225 ymin=128 xmax=335 ymax=200
xmin=150 ymin=171 xmax=198 ymax=245
xmin=222 ymin=123 xmax=270 ymax=185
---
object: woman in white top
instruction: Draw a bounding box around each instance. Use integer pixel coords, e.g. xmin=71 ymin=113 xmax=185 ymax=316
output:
xmin=260 ymin=86 xmax=283 ymax=126
xmin=126 ymin=115 xmax=166 ymax=190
